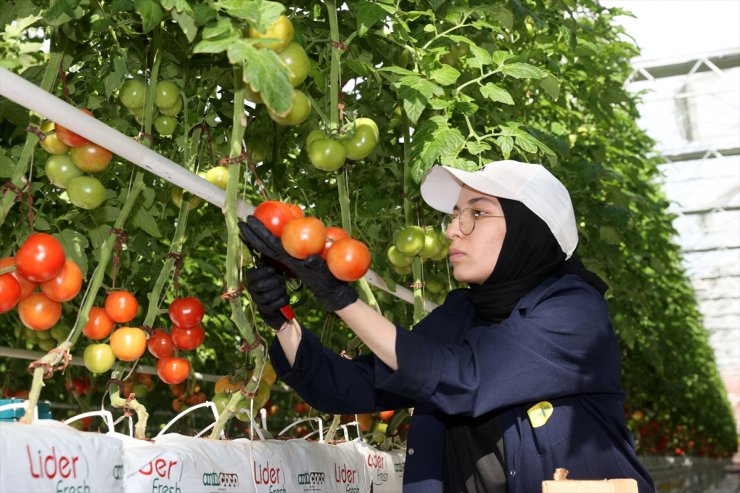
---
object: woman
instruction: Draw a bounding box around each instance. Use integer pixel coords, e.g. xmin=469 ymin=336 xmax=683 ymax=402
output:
xmin=239 ymin=160 xmax=655 ymax=493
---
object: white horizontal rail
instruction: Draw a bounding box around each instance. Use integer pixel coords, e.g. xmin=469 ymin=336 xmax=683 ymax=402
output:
xmin=0 ymin=67 xmax=433 ymax=310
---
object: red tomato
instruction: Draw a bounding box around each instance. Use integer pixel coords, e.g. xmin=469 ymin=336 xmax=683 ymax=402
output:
xmin=15 ymin=233 xmax=66 ymax=283
xmin=326 ymin=238 xmax=371 ymax=281
xmin=82 ymin=306 xmax=114 ymax=340
xmin=55 ymin=109 xmax=93 ymax=147
xmin=17 ymin=292 xmax=62 ymax=331
xmin=321 ymin=226 xmax=350 ymax=259
xmin=168 ymin=296 xmax=204 ymax=328
xmin=147 ymin=329 xmax=176 ymax=358
xmin=105 ymin=290 xmax=139 ymax=323
xmin=286 ymin=203 xmax=304 ymax=219
xmin=171 ymin=324 xmax=205 ymax=350
xmin=0 ymin=257 xmax=37 ymax=298
xmin=157 ymin=357 xmax=191 ymax=384
xmin=110 ymin=326 xmax=147 ymax=361
xmin=0 ymin=273 xmax=21 ymax=313
xmin=40 ymin=259 xmax=82 ymax=302
xmin=281 ymin=217 xmax=326 ymax=260
xmin=253 ymin=200 xmax=293 ymax=237
xmin=378 ymin=410 xmax=395 ymax=421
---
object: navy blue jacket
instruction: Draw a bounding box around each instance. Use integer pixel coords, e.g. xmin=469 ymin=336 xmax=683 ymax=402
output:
xmin=269 ymin=274 xmax=655 ymax=492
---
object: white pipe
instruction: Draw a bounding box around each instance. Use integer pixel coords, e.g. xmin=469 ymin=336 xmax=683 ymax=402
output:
xmin=0 ymin=67 xmax=433 ymax=310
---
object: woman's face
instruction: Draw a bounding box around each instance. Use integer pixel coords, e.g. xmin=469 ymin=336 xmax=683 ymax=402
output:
xmin=445 ymin=186 xmax=507 ymax=285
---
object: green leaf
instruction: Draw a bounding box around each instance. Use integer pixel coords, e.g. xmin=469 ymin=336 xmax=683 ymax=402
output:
xmin=213 ymin=0 xmax=282 ymax=28
xmin=394 ymin=75 xmax=443 ymax=124
xmin=103 ymin=52 xmax=128 ymax=99
xmin=194 ymin=36 xmax=235 ymax=54
xmin=378 ymin=66 xmax=419 ymax=76
xmin=57 ymin=229 xmax=89 ymax=277
xmin=466 ymin=141 xmax=491 ymax=155
xmin=539 ymin=74 xmax=560 ymax=100
xmin=133 ymin=0 xmax=164 ymax=33
xmin=410 ymin=116 xmax=465 ymax=181
xmin=465 ymin=44 xmax=492 ymax=70
xmin=429 ymin=65 xmax=460 ymax=86
xmin=496 ymin=135 xmax=513 ymax=159
xmin=232 ymin=41 xmax=292 ymax=115
xmin=501 ymin=62 xmax=545 ymax=79
xmin=479 ymin=83 xmax=514 ymax=105
xmin=351 ymin=0 xmax=394 ymax=37
xmin=492 ymin=50 xmax=514 ymax=67
xmin=132 ymin=206 xmax=161 ymax=238
xmin=201 ymin=18 xmax=233 ymax=39
xmin=172 ymin=9 xmax=197 ymax=43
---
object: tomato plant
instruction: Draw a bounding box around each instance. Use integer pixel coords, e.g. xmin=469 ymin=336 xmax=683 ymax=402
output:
xmin=278 ymin=42 xmax=310 ymax=87
xmin=281 ymin=217 xmax=326 ymax=260
xmin=171 ymin=324 xmax=205 ymax=350
xmin=83 ymin=343 xmax=116 ymax=374
xmin=321 ymin=226 xmax=350 ymax=259
xmin=0 ymin=273 xmax=21 ymax=313
xmin=40 ymin=259 xmax=82 ymax=302
xmin=66 ymin=176 xmax=107 ymax=209
xmin=38 ymin=121 xmax=70 ymax=155
xmin=326 ymin=237 xmax=371 ymax=282
xmin=248 ymin=15 xmax=293 ymax=52
xmin=253 ymin=200 xmax=293 ymax=237
xmin=69 ymin=142 xmax=112 ymax=173
xmin=110 ymin=326 xmax=147 ymax=361
xmin=157 ymin=357 xmax=191 ymax=384
xmin=17 ymin=292 xmax=62 ymax=331
xmin=105 ymin=290 xmax=139 ymax=324
xmin=82 ymin=306 xmax=114 ymax=340
xmin=147 ymin=328 xmax=176 ymax=358
xmin=54 ymin=109 xmax=92 ymax=147
xmin=168 ymin=296 xmax=205 ymax=328
xmin=15 ymin=232 xmax=66 ymax=283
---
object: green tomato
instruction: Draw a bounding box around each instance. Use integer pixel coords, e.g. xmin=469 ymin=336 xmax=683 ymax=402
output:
xmin=66 ymin=176 xmax=107 ymax=209
xmin=308 ymin=138 xmax=346 ymax=172
xmin=205 ymin=166 xmax=229 ymax=190
xmin=212 ymin=392 xmax=232 ymax=414
xmin=83 ymin=343 xmax=116 ymax=374
xmin=387 ymin=245 xmax=415 ymax=268
xmin=50 ymin=323 xmax=69 ymax=342
xmin=353 ymin=117 xmax=380 ymax=141
xmin=159 ymin=96 xmax=183 ymax=117
xmin=39 ymin=122 xmax=70 ymax=155
xmin=119 ymin=79 xmax=147 ymax=109
xmin=268 ymin=90 xmax=311 ymax=126
xmin=306 ymin=129 xmax=325 ymax=148
xmin=154 ymin=115 xmax=177 ymax=136
xmin=248 ymin=15 xmax=294 ymax=52
xmin=171 ymin=188 xmax=202 ymax=210
xmin=420 ymin=228 xmax=444 ymax=259
xmin=395 ymin=226 xmax=426 ymax=256
xmin=45 ymin=154 xmax=82 ymax=188
xmin=154 ymin=80 xmax=181 ymax=109
xmin=342 ymin=124 xmax=378 ymax=160
xmin=278 ymin=42 xmax=310 ymax=87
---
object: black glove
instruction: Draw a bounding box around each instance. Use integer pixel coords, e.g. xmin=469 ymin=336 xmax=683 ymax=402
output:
xmin=245 ymin=262 xmax=291 ymax=329
xmin=239 ymin=216 xmax=358 ymax=312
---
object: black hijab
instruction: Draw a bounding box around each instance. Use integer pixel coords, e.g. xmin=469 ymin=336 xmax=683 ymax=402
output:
xmin=468 ymin=198 xmax=607 ymax=324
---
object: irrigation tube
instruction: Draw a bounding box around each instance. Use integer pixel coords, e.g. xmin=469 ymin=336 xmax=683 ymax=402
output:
xmin=0 ymin=67 xmax=434 ymax=310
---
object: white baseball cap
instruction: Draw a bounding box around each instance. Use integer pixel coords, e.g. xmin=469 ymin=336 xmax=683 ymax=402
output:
xmin=420 ymin=160 xmax=578 ymax=258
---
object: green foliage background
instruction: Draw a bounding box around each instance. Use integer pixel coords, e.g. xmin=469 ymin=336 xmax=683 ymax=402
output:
xmin=0 ymin=0 xmax=735 ymax=456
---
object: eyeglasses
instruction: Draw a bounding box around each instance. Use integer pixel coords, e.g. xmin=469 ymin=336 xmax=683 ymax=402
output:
xmin=441 ymin=207 xmax=504 ymax=236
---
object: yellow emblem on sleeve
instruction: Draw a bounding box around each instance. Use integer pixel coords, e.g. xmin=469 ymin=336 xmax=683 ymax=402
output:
xmin=527 ymin=401 xmax=554 ymax=428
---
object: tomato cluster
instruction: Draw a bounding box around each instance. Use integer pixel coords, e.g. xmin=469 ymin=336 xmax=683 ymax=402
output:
xmin=211 ymin=360 xmax=276 ymax=421
xmin=244 ymin=16 xmax=313 ymax=127
xmin=119 ymin=78 xmax=183 ymax=136
xmin=1 ymin=233 xmax=82 ymax=336
xmin=306 ymin=117 xmax=379 ymax=172
xmin=39 ymin=110 xmax=112 ymax=210
xmin=387 ymin=225 xmax=450 ymax=276
xmin=252 ymin=200 xmax=371 ymax=282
